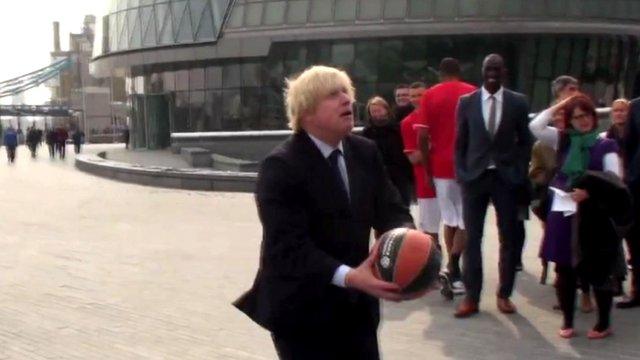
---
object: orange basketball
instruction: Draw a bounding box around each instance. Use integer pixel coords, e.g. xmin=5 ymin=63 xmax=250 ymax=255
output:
xmin=374 ymin=228 xmax=441 ymax=293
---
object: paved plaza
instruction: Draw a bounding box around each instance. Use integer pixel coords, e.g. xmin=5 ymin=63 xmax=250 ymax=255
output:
xmin=0 ymin=144 xmax=638 ymax=359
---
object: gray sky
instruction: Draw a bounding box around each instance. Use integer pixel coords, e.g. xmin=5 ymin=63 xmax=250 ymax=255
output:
xmin=0 ymin=0 xmax=106 ymax=104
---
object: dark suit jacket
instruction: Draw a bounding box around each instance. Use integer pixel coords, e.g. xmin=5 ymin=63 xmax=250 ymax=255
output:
xmin=624 ymin=97 xmax=640 ymax=186
xmin=234 ymin=131 xmax=414 ymax=335
xmin=455 ymin=88 xmax=533 ymax=186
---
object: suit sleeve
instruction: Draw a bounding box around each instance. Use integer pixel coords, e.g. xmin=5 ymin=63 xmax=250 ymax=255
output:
xmin=372 ymin=148 xmax=415 ymax=233
xmin=454 ymin=97 xmax=469 ymax=182
xmin=256 ymin=156 xmax=341 ymax=284
xmin=516 ymin=96 xmax=534 ymax=179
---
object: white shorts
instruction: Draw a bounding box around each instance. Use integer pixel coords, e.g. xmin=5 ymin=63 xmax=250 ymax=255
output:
xmin=418 ymin=198 xmax=441 ymax=234
xmin=434 ymin=178 xmax=465 ymax=229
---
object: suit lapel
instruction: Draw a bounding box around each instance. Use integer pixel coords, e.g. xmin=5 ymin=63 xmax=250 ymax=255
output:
xmin=342 ymin=138 xmax=360 ymax=212
xmin=473 ymin=91 xmax=492 ymax=141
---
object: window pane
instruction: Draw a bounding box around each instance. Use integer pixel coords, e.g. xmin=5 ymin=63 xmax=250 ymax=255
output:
xmin=205 ymin=90 xmax=223 ymax=131
xmin=196 ymin=3 xmax=216 ymax=40
xmin=173 ymin=91 xmax=190 ymax=132
xmin=384 ymin=0 xmax=407 ymax=19
xmin=227 ymin=4 xmax=244 ymax=28
xmin=378 ymin=40 xmax=403 ymax=82
xmin=176 ymin=4 xmax=193 ymax=42
xmin=242 ymin=63 xmax=263 ymax=87
xmin=261 ymin=86 xmax=285 ymax=129
xmin=205 ymin=66 xmax=222 ymax=89
xmin=190 ymin=90 xmax=206 ymax=132
xmin=162 ymin=70 xmax=175 ymax=91
xmin=458 ymin=0 xmax=479 ymax=17
xmin=245 ymin=2 xmax=263 ymax=26
xmin=433 ymin=0 xmax=455 ymax=17
xmin=176 ymin=69 xmax=189 ymax=91
xmin=264 ymin=1 xmax=286 ymax=25
xmin=309 ymin=0 xmax=334 ymax=22
xmin=242 ymin=87 xmax=262 ymax=129
xmin=286 ymin=0 xmax=309 ymax=24
xmin=358 ymin=0 xmax=382 ymax=20
xmin=190 ymin=67 xmax=205 ymax=90
xmin=222 ymin=89 xmax=242 ymax=130
xmin=353 ymin=40 xmax=379 ymax=82
xmin=223 ymin=64 xmax=242 ymax=88
xmin=332 ymin=43 xmax=355 ymax=70
xmin=408 ymin=0 xmax=431 ymax=18
xmin=335 ymin=0 xmax=357 ymax=21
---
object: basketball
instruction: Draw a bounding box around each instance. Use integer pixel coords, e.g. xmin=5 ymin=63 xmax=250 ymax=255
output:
xmin=374 ymin=228 xmax=441 ymax=293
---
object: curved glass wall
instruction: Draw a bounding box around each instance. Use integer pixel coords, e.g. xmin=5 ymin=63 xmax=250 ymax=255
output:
xmin=224 ymin=0 xmax=640 ymax=30
xmin=102 ymin=0 xmax=233 ymax=54
xmin=125 ymin=33 xmax=640 ymax=145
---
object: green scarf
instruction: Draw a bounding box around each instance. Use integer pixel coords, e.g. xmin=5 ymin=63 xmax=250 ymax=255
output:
xmin=561 ymin=130 xmax=599 ymax=186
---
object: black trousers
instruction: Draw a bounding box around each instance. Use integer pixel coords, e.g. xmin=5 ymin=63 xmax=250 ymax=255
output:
xmin=462 ymin=170 xmax=520 ymax=302
xmin=556 ymin=265 xmax=612 ymax=330
xmin=272 ymin=327 xmax=379 ymax=360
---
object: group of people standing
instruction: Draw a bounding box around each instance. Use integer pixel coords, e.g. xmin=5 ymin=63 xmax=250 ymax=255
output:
xmin=237 ymin=53 xmax=640 ymax=358
xmin=363 ymin=55 xmax=640 ymax=340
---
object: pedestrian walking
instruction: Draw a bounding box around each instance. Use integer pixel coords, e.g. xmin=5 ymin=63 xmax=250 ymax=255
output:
xmin=3 ymin=125 xmax=18 ymax=163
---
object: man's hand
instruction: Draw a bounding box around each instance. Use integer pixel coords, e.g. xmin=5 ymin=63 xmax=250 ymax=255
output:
xmin=345 ymin=246 xmax=403 ymax=302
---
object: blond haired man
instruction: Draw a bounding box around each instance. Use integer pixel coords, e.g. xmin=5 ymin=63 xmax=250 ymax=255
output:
xmin=234 ymin=65 xmax=424 ymax=359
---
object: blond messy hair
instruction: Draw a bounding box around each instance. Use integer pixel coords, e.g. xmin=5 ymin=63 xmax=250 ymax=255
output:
xmin=284 ymin=65 xmax=355 ymax=132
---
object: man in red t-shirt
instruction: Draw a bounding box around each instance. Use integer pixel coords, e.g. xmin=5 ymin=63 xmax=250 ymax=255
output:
xmin=400 ymin=82 xmax=441 ymax=243
xmin=417 ymin=58 xmax=476 ymax=292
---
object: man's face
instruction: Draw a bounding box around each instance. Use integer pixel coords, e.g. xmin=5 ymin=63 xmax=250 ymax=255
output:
xmin=557 ymin=84 xmax=579 ymax=101
xmin=409 ymin=87 xmax=425 ymax=108
xmin=395 ymin=88 xmax=410 ymax=106
xmin=482 ymin=55 xmax=505 ymax=90
xmin=304 ymin=86 xmax=354 ymax=144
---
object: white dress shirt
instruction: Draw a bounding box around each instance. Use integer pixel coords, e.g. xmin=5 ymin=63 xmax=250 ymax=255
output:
xmin=481 ymin=86 xmax=504 ymax=169
xmin=308 ymin=133 xmax=352 ymax=288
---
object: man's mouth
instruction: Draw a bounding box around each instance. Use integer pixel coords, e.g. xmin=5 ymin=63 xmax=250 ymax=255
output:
xmin=340 ymin=110 xmax=353 ymax=117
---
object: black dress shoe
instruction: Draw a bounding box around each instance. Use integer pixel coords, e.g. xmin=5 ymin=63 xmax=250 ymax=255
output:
xmin=616 ymin=297 xmax=640 ymax=309
xmin=515 ymin=263 xmax=523 ymax=272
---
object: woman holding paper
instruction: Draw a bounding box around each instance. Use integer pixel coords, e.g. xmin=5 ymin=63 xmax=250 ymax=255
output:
xmin=529 ymin=94 xmax=627 ymax=340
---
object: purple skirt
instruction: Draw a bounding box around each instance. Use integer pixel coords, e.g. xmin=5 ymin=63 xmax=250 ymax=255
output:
xmin=541 ymin=210 xmax=573 ymax=266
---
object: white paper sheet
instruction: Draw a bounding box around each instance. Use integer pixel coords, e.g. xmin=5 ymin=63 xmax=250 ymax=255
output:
xmin=549 ymin=187 xmax=577 ymax=216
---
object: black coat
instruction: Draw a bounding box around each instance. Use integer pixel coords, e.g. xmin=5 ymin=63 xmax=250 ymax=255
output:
xmin=234 ymin=131 xmax=414 ymax=335
xmin=361 ymin=123 xmax=414 ymax=200
xmin=573 ymin=171 xmax=633 ymax=286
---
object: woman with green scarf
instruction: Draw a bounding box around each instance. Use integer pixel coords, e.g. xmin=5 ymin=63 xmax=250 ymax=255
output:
xmin=530 ymin=94 xmax=623 ymax=340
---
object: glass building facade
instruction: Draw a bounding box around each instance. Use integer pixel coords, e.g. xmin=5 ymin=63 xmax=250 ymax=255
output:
xmin=92 ymin=0 xmax=640 ymax=149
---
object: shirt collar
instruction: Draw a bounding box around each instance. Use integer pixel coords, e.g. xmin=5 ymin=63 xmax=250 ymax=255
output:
xmin=482 ymin=86 xmax=504 ymax=102
xmin=308 ymin=133 xmax=344 ymax=159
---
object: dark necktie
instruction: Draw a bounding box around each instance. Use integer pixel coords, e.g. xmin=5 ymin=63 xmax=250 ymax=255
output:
xmin=328 ymin=149 xmax=349 ymax=198
xmin=487 ymin=95 xmax=497 ymax=137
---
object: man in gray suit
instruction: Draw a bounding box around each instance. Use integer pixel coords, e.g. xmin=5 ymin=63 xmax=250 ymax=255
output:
xmin=454 ymin=54 xmax=533 ymax=318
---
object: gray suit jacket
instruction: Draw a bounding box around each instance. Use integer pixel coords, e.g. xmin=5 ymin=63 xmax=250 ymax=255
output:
xmin=455 ymin=88 xmax=533 ymax=186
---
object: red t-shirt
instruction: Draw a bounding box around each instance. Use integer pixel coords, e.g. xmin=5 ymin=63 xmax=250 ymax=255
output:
xmin=400 ymin=111 xmax=436 ymax=199
xmin=418 ymin=81 xmax=477 ymax=179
